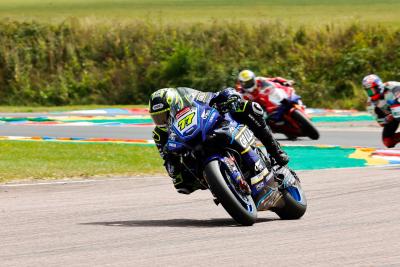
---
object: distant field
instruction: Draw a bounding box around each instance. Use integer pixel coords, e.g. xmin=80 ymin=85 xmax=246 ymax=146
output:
xmin=0 ymin=105 xmax=146 ymax=113
xmin=1 ymin=0 xmax=400 ymax=26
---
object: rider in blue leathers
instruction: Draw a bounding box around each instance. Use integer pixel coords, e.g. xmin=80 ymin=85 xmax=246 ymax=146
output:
xmin=149 ymin=87 xmax=289 ymax=204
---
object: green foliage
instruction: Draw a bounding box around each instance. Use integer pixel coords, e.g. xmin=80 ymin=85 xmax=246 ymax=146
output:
xmin=0 ymin=20 xmax=399 ymax=109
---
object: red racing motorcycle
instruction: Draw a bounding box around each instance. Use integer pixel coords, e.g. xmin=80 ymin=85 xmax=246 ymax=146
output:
xmin=257 ymin=82 xmax=320 ymax=140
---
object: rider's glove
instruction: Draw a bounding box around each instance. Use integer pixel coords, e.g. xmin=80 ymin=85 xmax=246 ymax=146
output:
xmin=218 ymin=96 xmax=240 ymax=113
xmin=210 ymin=89 xmax=241 ymax=113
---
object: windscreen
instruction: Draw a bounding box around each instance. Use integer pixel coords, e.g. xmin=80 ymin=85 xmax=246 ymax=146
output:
xmin=169 ymin=87 xmax=198 ymax=119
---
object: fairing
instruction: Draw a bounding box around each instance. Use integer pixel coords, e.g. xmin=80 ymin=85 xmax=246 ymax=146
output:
xmin=165 ymin=88 xmax=221 ymax=153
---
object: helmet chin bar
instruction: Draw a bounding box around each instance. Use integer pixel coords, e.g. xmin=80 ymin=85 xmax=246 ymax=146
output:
xmin=244 ymin=85 xmax=256 ymax=93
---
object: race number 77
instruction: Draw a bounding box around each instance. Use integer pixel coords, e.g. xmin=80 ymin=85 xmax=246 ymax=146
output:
xmin=178 ymin=112 xmax=195 ymax=130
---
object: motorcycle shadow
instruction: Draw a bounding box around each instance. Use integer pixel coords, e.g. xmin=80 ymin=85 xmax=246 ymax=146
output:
xmin=81 ymin=217 xmax=276 ymax=228
xmin=275 ymin=137 xmax=304 ymax=141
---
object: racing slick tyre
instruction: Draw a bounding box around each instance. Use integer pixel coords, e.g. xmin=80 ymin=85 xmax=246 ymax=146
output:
xmin=204 ymin=160 xmax=257 ymax=226
xmin=292 ymin=109 xmax=320 ymax=140
xmin=275 ymin=183 xmax=307 ymax=220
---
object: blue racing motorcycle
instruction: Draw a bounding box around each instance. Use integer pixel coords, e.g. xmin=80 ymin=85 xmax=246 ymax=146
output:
xmin=165 ymin=88 xmax=307 ymax=226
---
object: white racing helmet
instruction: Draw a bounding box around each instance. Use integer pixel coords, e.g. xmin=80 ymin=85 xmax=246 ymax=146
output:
xmin=238 ymin=70 xmax=256 ymax=93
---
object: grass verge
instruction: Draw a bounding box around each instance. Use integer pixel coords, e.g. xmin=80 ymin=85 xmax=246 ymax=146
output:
xmin=0 ymin=140 xmax=382 ymax=184
xmin=0 ymin=141 xmax=164 ymax=183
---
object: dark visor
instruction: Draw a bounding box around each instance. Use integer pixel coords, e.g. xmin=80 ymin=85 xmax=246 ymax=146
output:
xmin=150 ymin=109 xmax=169 ymax=127
xmin=241 ymin=79 xmax=255 ymax=89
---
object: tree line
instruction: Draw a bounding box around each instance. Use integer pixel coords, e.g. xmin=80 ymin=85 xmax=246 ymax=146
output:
xmin=0 ymin=20 xmax=399 ymax=109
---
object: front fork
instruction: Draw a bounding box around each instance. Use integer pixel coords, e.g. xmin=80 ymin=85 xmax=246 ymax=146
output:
xmin=221 ymin=153 xmax=252 ymax=194
xmin=206 ymin=123 xmax=275 ymax=197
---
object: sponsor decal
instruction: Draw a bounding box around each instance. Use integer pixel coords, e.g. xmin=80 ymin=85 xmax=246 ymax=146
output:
xmin=202 ymin=110 xmax=211 ymax=120
xmin=264 ymin=172 xmax=273 ymax=182
xmin=176 ymin=107 xmax=190 ymax=119
xmin=236 ymin=127 xmax=255 ymax=148
xmin=152 ymin=103 xmax=164 ymax=111
xmin=168 ymin=143 xmax=177 ymax=148
xmin=265 ymin=190 xmax=282 ymax=207
xmin=254 ymin=159 xmax=263 ymax=172
xmin=196 ymin=93 xmax=208 ymax=103
xmin=250 ymin=168 xmax=269 ymax=185
xmin=248 ymin=114 xmax=262 ymax=127
xmin=256 ymin=181 xmax=265 ymax=191
xmin=223 ymin=157 xmax=242 ymax=183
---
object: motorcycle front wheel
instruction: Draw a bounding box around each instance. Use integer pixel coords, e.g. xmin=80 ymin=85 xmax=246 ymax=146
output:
xmin=204 ymin=160 xmax=257 ymax=226
xmin=292 ymin=109 xmax=320 ymax=140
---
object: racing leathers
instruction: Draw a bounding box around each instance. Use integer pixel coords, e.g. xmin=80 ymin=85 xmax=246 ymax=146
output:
xmin=152 ymin=88 xmax=289 ymax=194
xmin=367 ymin=81 xmax=400 ymax=148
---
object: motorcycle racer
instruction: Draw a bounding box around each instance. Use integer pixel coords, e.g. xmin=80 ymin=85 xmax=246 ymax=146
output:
xmin=362 ymin=74 xmax=400 ymax=148
xmin=236 ymin=69 xmax=296 ymax=114
xmin=149 ymin=87 xmax=289 ymax=197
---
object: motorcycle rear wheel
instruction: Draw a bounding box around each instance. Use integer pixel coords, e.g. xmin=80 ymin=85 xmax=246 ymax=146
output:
xmin=275 ymin=182 xmax=307 ymax=220
xmin=204 ymin=160 xmax=257 ymax=226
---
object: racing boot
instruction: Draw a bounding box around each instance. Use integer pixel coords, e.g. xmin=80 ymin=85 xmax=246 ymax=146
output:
xmin=172 ymin=172 xmax=207 ymax=194
xmin=255 ymin=126 xmax=289 ymax=166
xmin=166 ymin=157 xmax=206 ymax=194
xmin=383 ymin=132 xmax=400 ymax=148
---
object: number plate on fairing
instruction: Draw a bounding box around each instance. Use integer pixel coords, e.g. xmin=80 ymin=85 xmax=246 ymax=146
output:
xmin=173 ymin=107 xmax=198 ymax=135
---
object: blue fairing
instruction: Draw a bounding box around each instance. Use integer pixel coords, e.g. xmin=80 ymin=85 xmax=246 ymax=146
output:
xmin=271 ymin=93 xmax=302 ymax=121
xmin=166 ymin=140 xmax=186 ymax=152
xmin=166 ymin=100 xmax=221 ymax=154
xmin=290 ymin=93 xmax=301 ymax=103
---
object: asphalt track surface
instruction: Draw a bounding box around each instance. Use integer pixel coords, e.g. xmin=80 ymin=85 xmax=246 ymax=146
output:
xmin=1 ymin=166 xmax=400 ymax=266
xmin=0 ymin=123 xmax=385 ymax=148
xmin=1 ymin=119 xmax=399 ymax=266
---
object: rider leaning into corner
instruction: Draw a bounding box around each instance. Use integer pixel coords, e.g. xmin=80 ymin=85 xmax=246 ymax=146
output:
xmin=235 ymin=69 xmax=295 ymax=114
xmin=362 ymin=74 xmax=400 ymax=148
xmin=149 ymin=87 xmax=289 ymax=207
